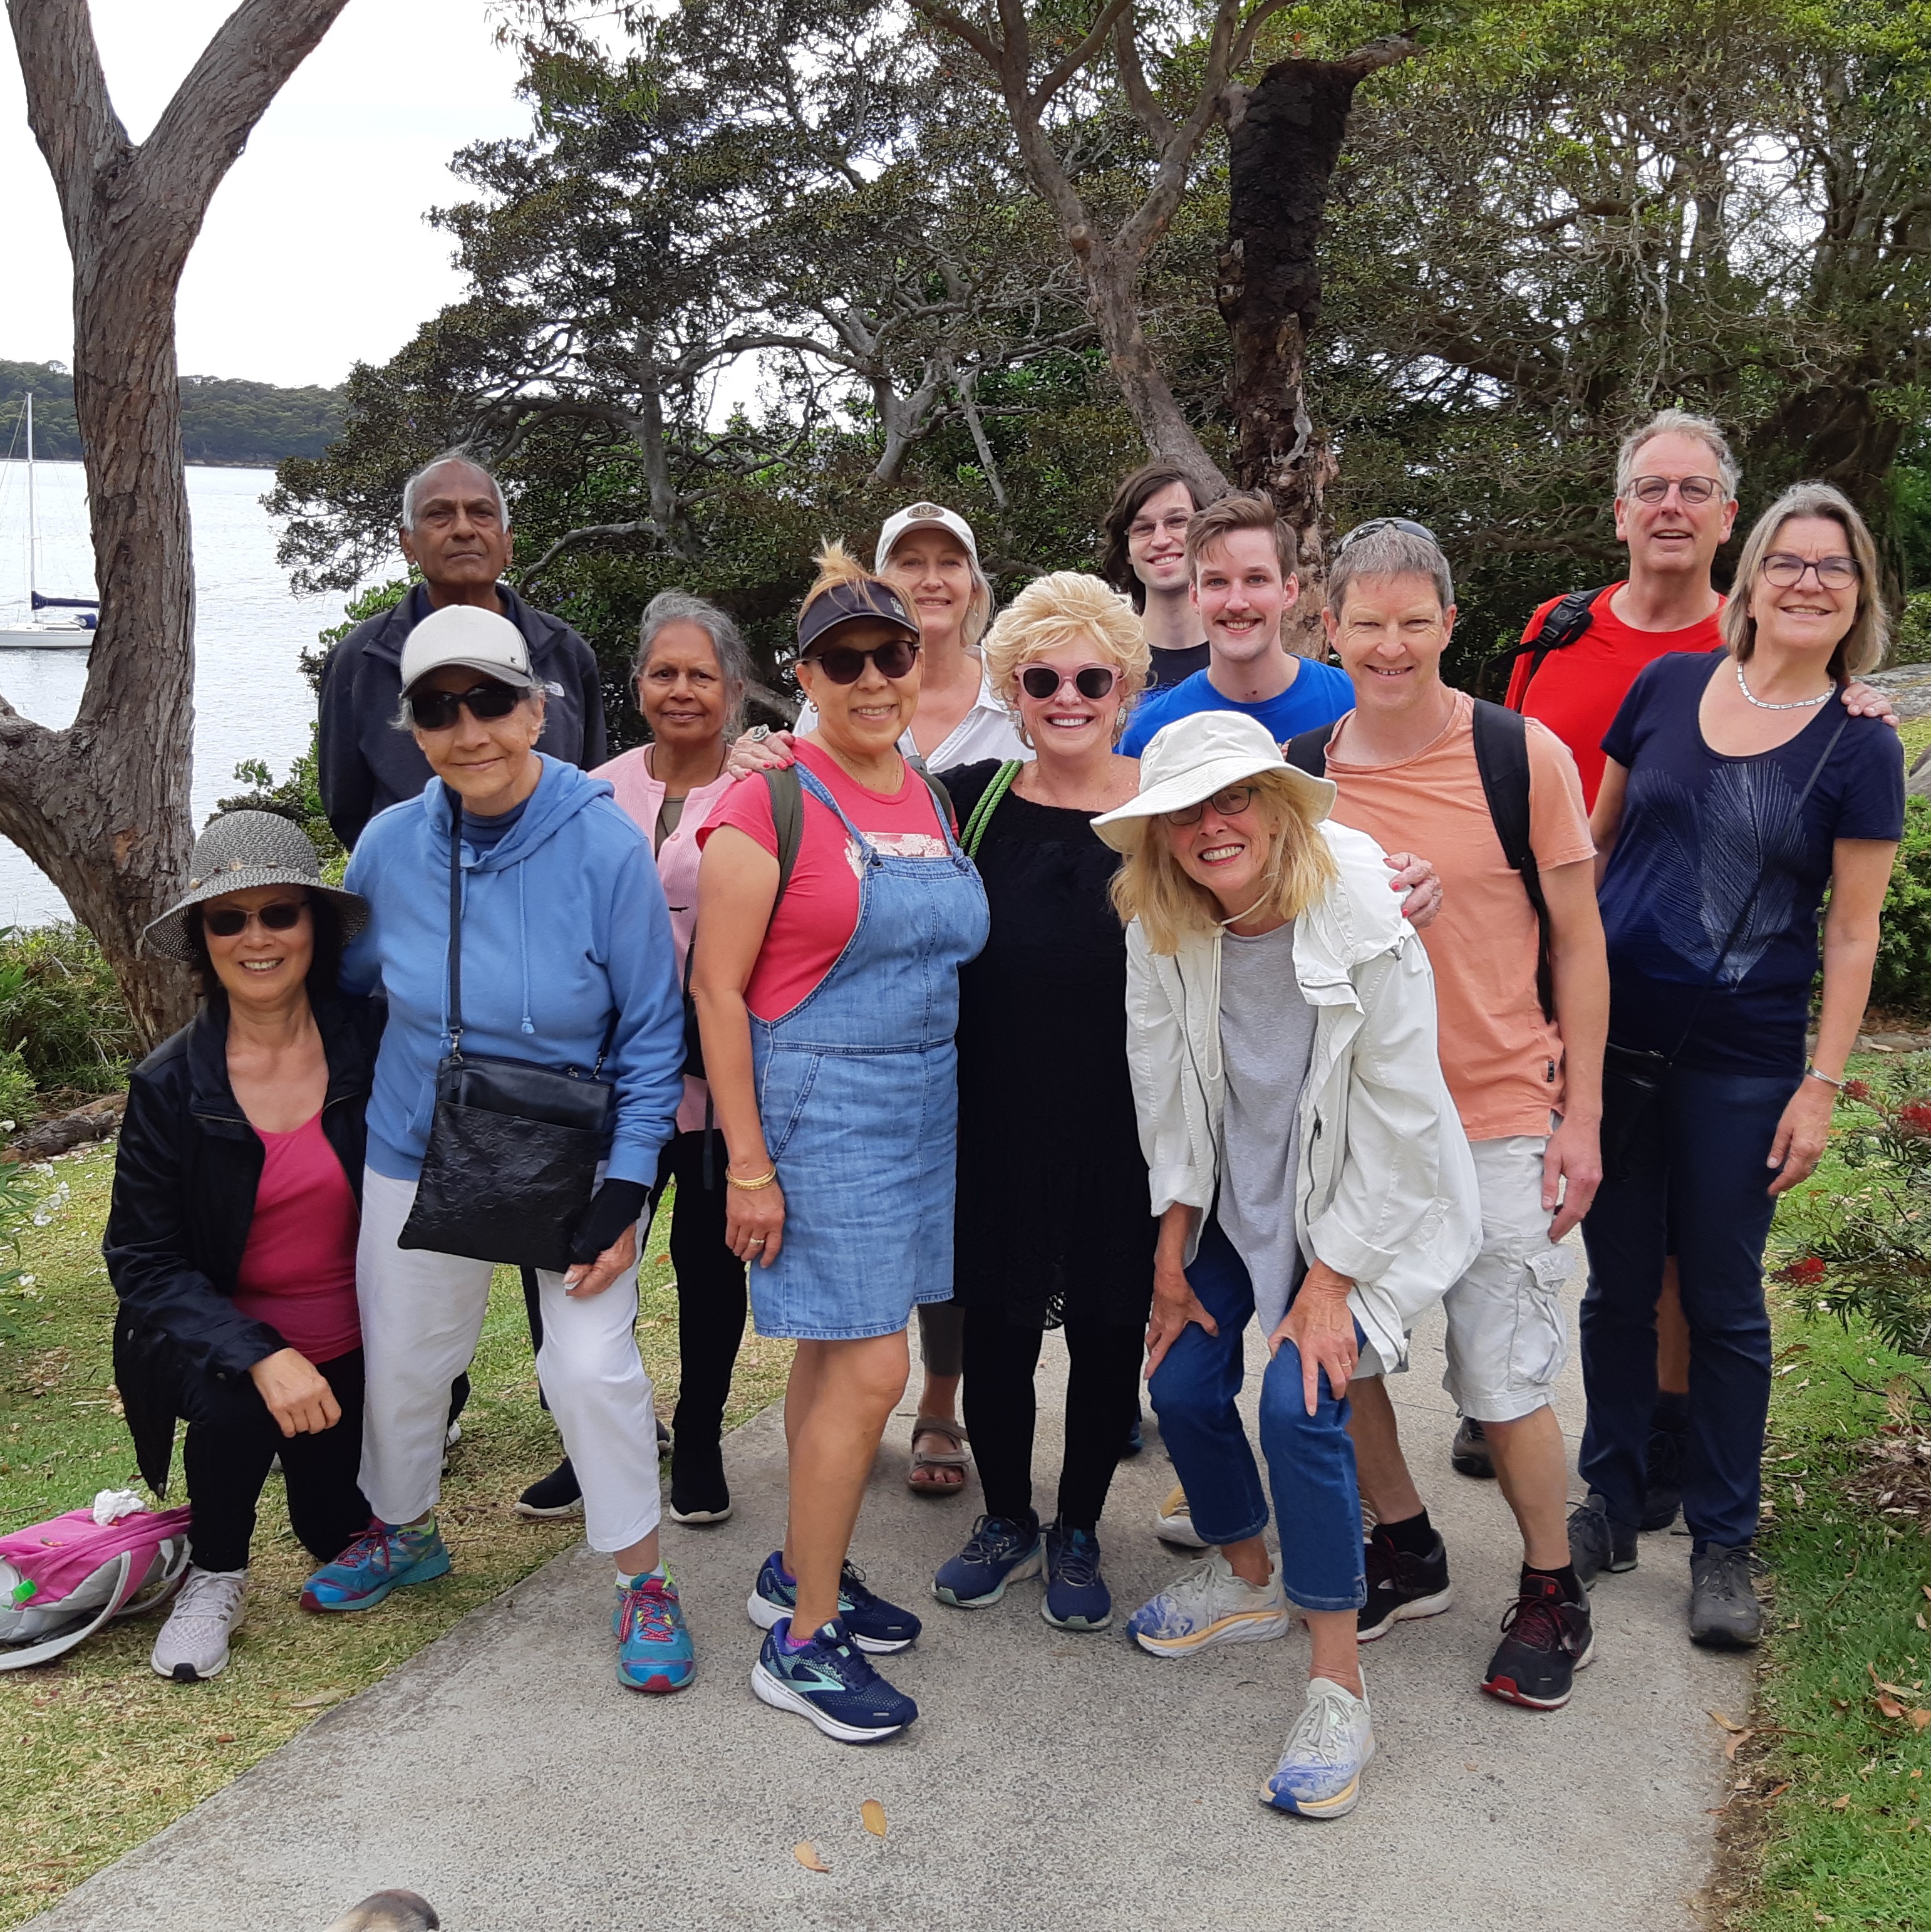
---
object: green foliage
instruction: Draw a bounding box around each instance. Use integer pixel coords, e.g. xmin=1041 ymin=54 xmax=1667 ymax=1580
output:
xmin=1888 ymin=589 xmax=1931 ymax=667
xmin=1871 ymin=796 xmax=1931 ymax=1014
xmin=214 ymin=730 xmax=346 ymax=881
xmin=0 ymin=925 xmax=139 ymax=1099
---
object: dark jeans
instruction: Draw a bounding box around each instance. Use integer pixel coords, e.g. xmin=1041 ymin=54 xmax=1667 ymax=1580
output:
xmin=184 ymin=1348 xmax=370 ymax=1574
xmin=1146 ymin=1218 xmax=1366 ymax=1613
xmin=962 ymin=1308 xmax=1143 ymax=1532
xmin=1580 ymin=1062 xmax=1796 ymax=1550
xmin=660 ymin=1129 xmax=748 ymax=1446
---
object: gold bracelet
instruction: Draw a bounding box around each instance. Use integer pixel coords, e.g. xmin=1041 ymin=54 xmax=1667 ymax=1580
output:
xmin=727 ymin=1165 xmax=779 ymax=1190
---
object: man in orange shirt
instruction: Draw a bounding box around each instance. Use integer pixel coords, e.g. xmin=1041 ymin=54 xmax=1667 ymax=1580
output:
xmin=1308 ymin=521 xmax=1609 ymax=1711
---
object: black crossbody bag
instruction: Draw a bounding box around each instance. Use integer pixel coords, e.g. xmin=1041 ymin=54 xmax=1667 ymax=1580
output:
xmin=398 ymin=787 xmax=617 ymax=1272
xmin=1600 ymin=709 xmax=1848 ymax=1182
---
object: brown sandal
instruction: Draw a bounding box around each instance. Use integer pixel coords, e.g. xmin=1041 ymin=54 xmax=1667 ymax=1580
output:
xmin=907 ymin=1415 xmax=971 ymax=1495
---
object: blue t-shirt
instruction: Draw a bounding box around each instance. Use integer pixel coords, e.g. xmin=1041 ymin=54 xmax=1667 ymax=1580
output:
xmin=1598 ymin=652 xmax=1905 ymax=1076
xmin=1120 ymin=658 xmax=1356 ymax=757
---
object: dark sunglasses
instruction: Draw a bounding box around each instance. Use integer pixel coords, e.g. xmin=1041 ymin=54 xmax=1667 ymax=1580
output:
xmin=408 ymin=683 xmax=525 ymax=730
xmin=1165 ymin=784 xmax=1258 ymax=827
xmin=1020 ymin=665 xmax=1119 ymax=702
xmin=801 ymin=639 xmax=920 ymax=685
xmin=1337 ymin=517 xmax=1437 ymax=551
xmin=203 ymin=899 xmax=307 ymax=938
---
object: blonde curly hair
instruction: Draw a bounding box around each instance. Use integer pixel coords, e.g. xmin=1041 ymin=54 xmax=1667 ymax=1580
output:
xmin=981 ymin=572 xmax=1152 ymax=744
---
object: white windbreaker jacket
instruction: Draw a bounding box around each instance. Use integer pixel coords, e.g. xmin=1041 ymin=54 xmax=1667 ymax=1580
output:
xmin=1123 ymin=819 xmax=1481 ymax=1370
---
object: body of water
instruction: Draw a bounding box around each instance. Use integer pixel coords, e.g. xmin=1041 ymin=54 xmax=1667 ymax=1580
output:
xmin=0 ymin=458 xmax=346 ymax=926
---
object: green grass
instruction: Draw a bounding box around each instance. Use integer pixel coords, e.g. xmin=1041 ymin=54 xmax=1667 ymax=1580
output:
xmin=0 ymin=1142 xmax=790 ymax=1927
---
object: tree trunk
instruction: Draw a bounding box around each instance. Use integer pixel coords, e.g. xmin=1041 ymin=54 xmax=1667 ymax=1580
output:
xmin=1218 ymin=38 xmax=1420 ymax=645
xmin=6 ymin=0 xmax=351 ymax=1046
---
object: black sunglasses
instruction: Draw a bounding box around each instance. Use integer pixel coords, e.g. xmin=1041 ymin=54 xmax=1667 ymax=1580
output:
xmin=1020 ymin=665 xmax=1119 ymax=702
xmin=1337 ymin=517 xmax=1437 ymax=551
xmin=203 ymin=900 xmax=307 ymax=938
xmin=801 ymin=639 xmax=921 ymax=685
xmin=408 ymin=683 xmax=525 ymax=730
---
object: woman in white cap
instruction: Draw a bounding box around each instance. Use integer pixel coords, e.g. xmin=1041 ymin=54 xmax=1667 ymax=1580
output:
xmin=1096 ymin=709 xmax=1478 ymax=1820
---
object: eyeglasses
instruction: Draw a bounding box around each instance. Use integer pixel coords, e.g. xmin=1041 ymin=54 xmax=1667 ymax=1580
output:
xmin=1761 ymin=551 xmax=1860 ymax=589
xmin=1019 ymin=665 xmax=1119 ymax=702
xmin=408 ymin=683 xmax=525 ymax=730
xmin=1338 ymin=517 xmax=1437 ymax=551
xmin=801 ymin=639 xmax=921 ymax=684
xmin=1128 ymin=511 xmax=1192 ymax=542
xmin=1627 ymin=475 xmax=1724 ymax=506
xmin=1165 ymin=784 xmax=1258 ymax=827
xmin=202 ymin=900 xmax=307 ymax=938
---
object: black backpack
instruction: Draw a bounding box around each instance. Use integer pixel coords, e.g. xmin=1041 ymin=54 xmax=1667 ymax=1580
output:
xmin=1476 ymin=584 xmax=1613 ymax=707
xmin=1284 ymin=700 xmax=1555 ymax=1022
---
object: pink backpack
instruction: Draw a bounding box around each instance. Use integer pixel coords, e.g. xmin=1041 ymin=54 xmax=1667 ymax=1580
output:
xmin=0 ymin=1492 xmax=192 ymax=1670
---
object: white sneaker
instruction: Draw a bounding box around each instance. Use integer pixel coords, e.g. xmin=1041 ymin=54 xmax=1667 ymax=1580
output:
xmin=1127 ymin=1549 xmax=1290 ymax=1656
xmin=1152 ymin=1482 xmax=1208 ymax=1550
xmin=150 ymin=1566 xmax=248 ymax=1681
xmin=1263 ymin=1675 xmax=1376 ymax=1819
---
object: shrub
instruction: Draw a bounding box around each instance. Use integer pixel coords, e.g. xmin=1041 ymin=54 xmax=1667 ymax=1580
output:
xmin=1871 ymin=796 xmax=1931 ymax=1015
xmin=215 ymin=726 xmax=344 ymax=881
xmin=0 ymin=923 xmax=140 ymax=1097
xmin=1890 ymin=590 xmax=1931 ymax=667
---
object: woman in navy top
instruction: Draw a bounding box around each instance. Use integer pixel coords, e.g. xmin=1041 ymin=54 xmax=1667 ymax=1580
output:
xmin=1575 ymin=481 xmax=1903 ymax=1648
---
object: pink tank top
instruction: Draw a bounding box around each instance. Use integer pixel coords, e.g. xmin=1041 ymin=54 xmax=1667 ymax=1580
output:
xmin=231 ymin=1111 xmax=361 ymax=1365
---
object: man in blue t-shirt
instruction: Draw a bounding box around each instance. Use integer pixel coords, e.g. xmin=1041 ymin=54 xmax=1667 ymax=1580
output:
xmin=1120 ymin=493 xmax=1355 ymax=757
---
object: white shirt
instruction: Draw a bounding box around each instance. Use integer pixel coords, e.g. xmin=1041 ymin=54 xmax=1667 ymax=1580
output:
xmin=794 ymin=664 xmax=1030 ymax=770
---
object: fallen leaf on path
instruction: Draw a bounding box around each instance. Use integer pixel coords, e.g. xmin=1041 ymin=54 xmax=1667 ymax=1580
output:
xmin=1831 ymin=1795 xmax=1851 ymax=1810
xmin=1877 ymin=1695 xmax=1906 ymax=1720
xmin=793 ymin=1842 xmax=830 ymax=1873
xmin=1910 ymin=1710 xmax=1931 ymax=1732
xmin=1724 ymin=1728 xmax=1754 ymax=1761
xmin=287 ymin=1693 xmax=343 ymax=1710
xmin=1464 ymin=1761 xmax=1479 ymax=1772
xmin=1763 ymin=1782 xmax=1792 ymax=1802
xmin=861 ymin=1800 xmax=888 ymax=1838
xmin=1709 ymin=1710 xmax=1747 ymax=1732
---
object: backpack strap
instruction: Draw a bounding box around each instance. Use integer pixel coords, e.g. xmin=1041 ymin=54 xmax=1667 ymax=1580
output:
xmin=0 ymin=1550 xmax=138 ymax=1672
xmin=960 ymin=760 xmax=1023 ymax=859
xmin=762 ymin=764 xmax=805 ymax=906
xmin=1283 ymin=725 xmax=1334 ymax=779
xmin=1478 ymin=585 xmax=1613 ymax=706
xmin=1469 ymin=699 xmax=1555 ymax=1022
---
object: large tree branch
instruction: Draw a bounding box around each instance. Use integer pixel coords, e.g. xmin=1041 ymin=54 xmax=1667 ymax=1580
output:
xmin=4 ymin=0 xmax=122 ymax=252
xmin=1032 ymin=0 xmax=1132 ymax=113
xmin=1114 ymin=10 xmax=1177 ymax=156
xmin=914 ymin=1 xmax=1003 ymax=68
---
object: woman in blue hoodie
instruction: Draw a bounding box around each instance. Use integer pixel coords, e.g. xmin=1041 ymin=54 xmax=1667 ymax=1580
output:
xmin=299 ymin=605 xmax=691 ymax=1695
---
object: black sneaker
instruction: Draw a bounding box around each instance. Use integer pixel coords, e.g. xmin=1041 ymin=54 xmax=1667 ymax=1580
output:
xmin=1481 ymin=1574 xmax=1595 ymax=1709
xmin=1358 ymin=1522 xmax=1453 ymax=1641
xmin=656 ymin=1418 xmax=671 ymax=1456
xmin=1689 ymin=1544 xmax=1765 ymax=1648
xmin=515 ymin=1457 xmax=583 ymax=1519
xmin=1640 ymin=1423 xmax=1685 ymax=1532
xmin=1451 ymin=1416 xmax=1494 ymax=1478
xmin=1567 ymin=1493 xmax=1637 ymax=1588
xmin=669 ymin=1436 xmax=732 ymax=1525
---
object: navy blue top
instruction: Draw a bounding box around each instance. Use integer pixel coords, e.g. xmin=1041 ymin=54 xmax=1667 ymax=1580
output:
xmin=457 ymin=796 xmax=529 ymax=854
xmin=1598 ymin=652 xmax=1905 ymax=1076
xmin=1120 ymin=658 xmax=1355 ymax=757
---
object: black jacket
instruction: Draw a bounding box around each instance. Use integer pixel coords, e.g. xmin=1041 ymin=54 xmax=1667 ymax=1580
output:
xmin=105 ymin=991 xmax=386 ymax=1493
xmin=316 ymin=583 xmax=608 ymax=849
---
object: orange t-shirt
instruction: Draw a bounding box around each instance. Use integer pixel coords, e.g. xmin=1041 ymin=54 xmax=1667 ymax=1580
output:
xmin=1322 ymin=691 xmax=1595 ymax=1141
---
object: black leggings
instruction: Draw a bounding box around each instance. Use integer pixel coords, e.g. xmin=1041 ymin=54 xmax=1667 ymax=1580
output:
xmin=962 ymin=1309 xmax=1145 ymax=1532
xmin=184 ymin=1348 xmax=370 ymax=1574
xmin=661 ymin=1129 xmax=749 ymax=1445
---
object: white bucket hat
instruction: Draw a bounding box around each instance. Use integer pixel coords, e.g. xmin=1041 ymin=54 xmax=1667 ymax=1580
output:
xmin=1091 ymin=709 xmax=1335 ymax=853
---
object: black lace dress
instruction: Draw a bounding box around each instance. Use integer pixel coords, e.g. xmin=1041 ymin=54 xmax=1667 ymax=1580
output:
xmin=942 ymin=759 xmax=1159 ymax=1331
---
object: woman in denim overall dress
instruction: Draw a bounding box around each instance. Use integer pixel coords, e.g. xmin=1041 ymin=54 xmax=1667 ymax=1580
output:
xmin=694 ymin=547 xmax=989 ymax=1743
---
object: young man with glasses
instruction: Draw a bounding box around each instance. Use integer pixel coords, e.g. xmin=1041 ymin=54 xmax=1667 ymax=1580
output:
xmin=1100 ymin=464 xmax=1213 ymax=688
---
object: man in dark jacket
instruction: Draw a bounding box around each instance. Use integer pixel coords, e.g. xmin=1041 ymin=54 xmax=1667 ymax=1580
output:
xmin=318 ymin=452 xmax=607 ymax=849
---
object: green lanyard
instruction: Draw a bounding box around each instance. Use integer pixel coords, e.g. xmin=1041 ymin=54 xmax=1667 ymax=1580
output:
xmin=960 ymin=759 xmax=1023 ymax=860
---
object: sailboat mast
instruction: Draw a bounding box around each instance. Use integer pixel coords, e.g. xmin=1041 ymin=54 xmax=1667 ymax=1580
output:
xmin=23 ymin=392 xmax=35 ymax=606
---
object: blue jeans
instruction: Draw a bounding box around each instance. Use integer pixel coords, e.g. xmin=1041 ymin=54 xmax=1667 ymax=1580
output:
xmin=1147 ymin=1218 xmax=1366 ymax=1613
xmin=1580 ymin=1062 xmax=1796 ymax=1550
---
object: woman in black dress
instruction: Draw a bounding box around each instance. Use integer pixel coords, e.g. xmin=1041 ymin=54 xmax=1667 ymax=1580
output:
xmin=931 ymin=572 xmax=1154 ymax=1633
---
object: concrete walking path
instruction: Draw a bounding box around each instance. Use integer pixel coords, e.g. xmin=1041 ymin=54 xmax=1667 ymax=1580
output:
xmin=31 ymin=1296 xmax=1751 ymax=1931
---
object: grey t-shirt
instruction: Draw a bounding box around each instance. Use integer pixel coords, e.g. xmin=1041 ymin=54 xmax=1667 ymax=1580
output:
xmin=1216 ymin=922 xmax=1317 ymax=1319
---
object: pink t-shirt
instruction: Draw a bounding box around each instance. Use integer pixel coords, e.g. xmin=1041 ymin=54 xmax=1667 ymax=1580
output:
xmin=231 ymin=1112 xmax=361 ymax=1365
xmin=698 ymin=741 xmax=953 ymax=1021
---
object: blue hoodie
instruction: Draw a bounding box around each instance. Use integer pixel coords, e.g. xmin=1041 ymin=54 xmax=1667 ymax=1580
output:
xmin=341 ymin=754 xmax=684 ymax=1190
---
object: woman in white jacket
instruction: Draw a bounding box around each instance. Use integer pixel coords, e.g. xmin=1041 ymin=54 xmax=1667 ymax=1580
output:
xmin=1094 ymin=710 xmax=1478 ymax=1820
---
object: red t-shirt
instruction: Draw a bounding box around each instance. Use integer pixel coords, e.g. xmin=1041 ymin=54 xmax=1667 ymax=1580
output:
xmin=231 ymin=1112 xmax=361 ymax=1365
xmin=1506 ymin=583 xmax=1724 ymax=807
xmin=698 ymin=741 xmax=955 ymax=1021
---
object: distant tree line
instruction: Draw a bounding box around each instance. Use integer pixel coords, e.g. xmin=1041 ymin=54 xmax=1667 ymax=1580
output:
xmin=0 ymin=360 xmax=345 ymax=467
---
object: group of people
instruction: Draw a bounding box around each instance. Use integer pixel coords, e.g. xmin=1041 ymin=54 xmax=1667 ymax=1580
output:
xmin=105 ymin=409 xmax=1906 ymax=1821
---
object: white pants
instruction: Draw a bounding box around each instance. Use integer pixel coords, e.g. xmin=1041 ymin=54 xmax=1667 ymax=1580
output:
xmin=356 ymin=1168 xmax=661 ymax=1554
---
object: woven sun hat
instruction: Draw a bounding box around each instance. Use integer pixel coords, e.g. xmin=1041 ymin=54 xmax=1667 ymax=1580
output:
xmin=1091 ymin=709 xmax=1336 ymax=854
xmin=142 ymin=812 xmax=370 ymax=962
xmin=397 ymin=603 xmax=536 ymax=693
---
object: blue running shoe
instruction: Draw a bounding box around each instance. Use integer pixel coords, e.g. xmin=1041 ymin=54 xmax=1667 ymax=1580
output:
xmin=750 ymin=1617 xmax=918 ymax=1743
xmin=747 ymin=1551 xmax=921 ymax=1654
xmin=933 ymin=1512 xmax=1042 ymax=1609
xmin=300 ymin=1519 xmax=450 ymax=1613
xmin=614 ymin=1569 xmax=695 ymax=1693
xmin=1041 ymin=1519 xmax=1112 ymax=1631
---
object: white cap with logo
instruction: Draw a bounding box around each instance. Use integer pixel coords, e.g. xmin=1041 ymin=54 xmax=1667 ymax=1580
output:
xmin=874 ymin=501 xmax=980 ymax=571
xmin=398 ymin=603 xmax=537 ymax=692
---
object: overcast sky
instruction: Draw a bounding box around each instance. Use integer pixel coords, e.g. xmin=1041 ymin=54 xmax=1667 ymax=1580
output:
xmin=1 ymin=0 xmax=533 ymax=389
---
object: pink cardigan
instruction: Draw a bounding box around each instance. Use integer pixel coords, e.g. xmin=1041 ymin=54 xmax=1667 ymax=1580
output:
xmin=593 ymin=745 xmax=738 ymax=1135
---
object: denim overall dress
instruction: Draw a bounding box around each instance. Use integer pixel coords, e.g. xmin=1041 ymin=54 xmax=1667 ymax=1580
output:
xmin=748 ymin=762 xmax=990 ymax=1341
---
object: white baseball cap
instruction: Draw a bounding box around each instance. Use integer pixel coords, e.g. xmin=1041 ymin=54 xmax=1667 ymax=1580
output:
xmin=1091 ymin=709 xmax=1335 ymax=853
xmin=874 ymin=501 xmax=980 ymax=571
xmin=398 ymin=604 xmax=537 ymax=692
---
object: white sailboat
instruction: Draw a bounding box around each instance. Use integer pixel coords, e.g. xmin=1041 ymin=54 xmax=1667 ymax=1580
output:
xmin=0 ymin=393 xmax=96 ymax=651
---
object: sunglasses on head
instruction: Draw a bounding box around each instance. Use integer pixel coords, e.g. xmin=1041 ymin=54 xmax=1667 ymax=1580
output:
xmin=408 ymin=682 xmax=525 ymax=730
xmin=801 ymin=638 xmax=921 ymax=685
xmin=1165 ymin=783 xmax=1258 ymax=827
xmin=1338 ymin=517 xmax=1437 ymax=552
xmin=202 ymin=900 xmax=307 ymax=938
xmin=1019 ymin=665 xmax=1119 ymax=702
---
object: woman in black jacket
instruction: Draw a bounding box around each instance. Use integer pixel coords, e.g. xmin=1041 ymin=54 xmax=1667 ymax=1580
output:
xmin=106 ymin=813 xmax=382 ymax=1682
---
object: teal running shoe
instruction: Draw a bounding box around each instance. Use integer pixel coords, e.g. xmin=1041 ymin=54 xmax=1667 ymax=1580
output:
xmin=300 ymin=1519 xmax=450 ymax=1613
xmin=614 ymin=1570 xmax=695 ymax=1693
xmin=750 ymin=1618 xmax=917 ymax=1743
